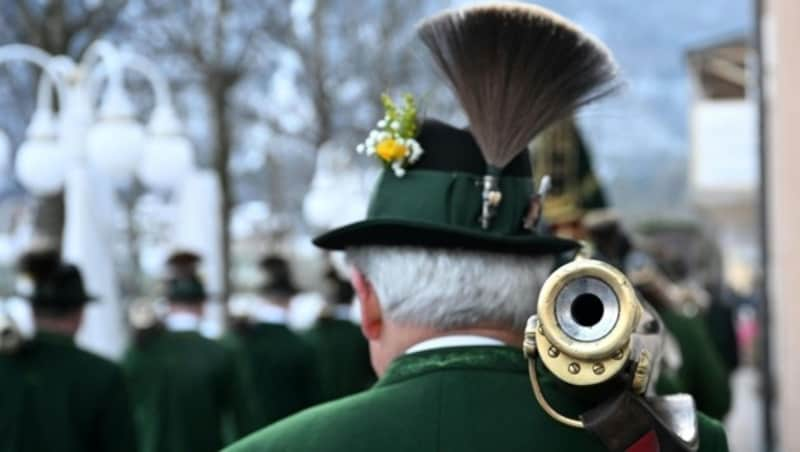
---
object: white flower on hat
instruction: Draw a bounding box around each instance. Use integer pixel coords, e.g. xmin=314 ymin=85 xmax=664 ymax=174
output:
xmin=391 ymin=161 xmax=406 ymax=178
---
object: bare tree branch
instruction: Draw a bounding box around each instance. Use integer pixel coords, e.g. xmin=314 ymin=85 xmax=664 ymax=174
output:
xmin=235 ymin=103 xmax=297 ymax=138
xmin=68 ymin=0 xmax=130 ymax=56
xmin=15 ymin=1 xmax=43 ymax=47
xmin=65 ymin=0 xmax=127 ymax=36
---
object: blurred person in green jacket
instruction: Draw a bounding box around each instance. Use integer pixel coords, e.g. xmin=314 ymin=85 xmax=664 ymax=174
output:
xmin=530 ymin=91 xmax=732 ymax=420
xmin=636 ymin=220 xmax=741 ymax=374
xmin=0 ymin=248 xmax=137 ymax=452
xmin=304 ymin=268 xmax=375 ymax=401
xmin=123 ymin=251 xmax=260 ymax=452
xmin=585 ymin=212 xmax=732 ymax=420
xmin=226 ymin=254 xmax=320 ymax=425
xmin=225 ymin=4 xmax=729 ymax=451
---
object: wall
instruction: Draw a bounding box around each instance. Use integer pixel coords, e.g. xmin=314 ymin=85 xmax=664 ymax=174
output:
xmin=766 ymin=0 xmax=800 ymax=450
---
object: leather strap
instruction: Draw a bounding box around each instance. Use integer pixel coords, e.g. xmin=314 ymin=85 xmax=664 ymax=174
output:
xmin=582 ymin=391 xmax=698 ymax=452
xmin=583 ymin=391 xmax=654 ymax=451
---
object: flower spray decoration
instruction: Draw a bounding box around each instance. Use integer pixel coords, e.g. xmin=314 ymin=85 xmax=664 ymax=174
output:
xmin=356 ymin=93 xmax=424 ymax=177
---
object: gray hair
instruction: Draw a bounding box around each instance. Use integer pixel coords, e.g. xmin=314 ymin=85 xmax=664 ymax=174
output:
xmin=346 ymin=246 xmax=553 ymax=332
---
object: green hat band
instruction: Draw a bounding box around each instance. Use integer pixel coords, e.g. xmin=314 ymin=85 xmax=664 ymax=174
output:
xmin=367 ymin=169 xmax=534 ymax=237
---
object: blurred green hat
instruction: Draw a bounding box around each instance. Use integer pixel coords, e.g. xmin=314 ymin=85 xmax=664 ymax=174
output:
xmin=17 ymin=249 xmax=94 ymax=312
xmin=164 ymin=251 xmax=207 ymax=303
xmin=530 ymin=118 xmax=608 ymax=226
xmin=258 ymin=255 xmax=298 ymax=298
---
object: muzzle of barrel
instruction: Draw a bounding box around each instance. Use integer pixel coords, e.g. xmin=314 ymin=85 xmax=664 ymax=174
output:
xmin=525 ymin=257 xmax=642 ymax=387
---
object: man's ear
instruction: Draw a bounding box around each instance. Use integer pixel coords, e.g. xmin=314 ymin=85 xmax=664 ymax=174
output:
xmin=351 ymin=267 xmax=383 ymax=341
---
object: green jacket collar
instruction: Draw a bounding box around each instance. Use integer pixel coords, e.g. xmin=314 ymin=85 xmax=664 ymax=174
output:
xmin=376 ymin=345 xmax=617 ymax=419
xmin=377 ymin=346 xmax=527 ymax=387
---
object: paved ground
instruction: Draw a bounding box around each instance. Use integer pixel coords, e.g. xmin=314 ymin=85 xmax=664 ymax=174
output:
xmin=725 ymin=367 xmax=764 ymax=452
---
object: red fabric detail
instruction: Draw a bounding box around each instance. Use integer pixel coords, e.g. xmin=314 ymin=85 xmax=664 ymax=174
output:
xmin=626 ymin=430 xmax=660 ymax=452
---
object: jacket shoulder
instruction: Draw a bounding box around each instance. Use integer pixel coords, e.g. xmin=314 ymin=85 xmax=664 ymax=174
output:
xmin=697 ymin=412 xmax=730 ymax=452
xmin=44 ymin=339 xmax=122 ymax=381
xmin=125 ymin=332 xmax=236 ymax=379
xmin=244 ymin=325 xmax=317 ymax=358
xmin=224 ymin=385 xmax=409 ymax=452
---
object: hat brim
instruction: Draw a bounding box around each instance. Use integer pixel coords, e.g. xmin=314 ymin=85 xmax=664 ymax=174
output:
xmin=313 ymin=219 xmax=579 ymax=256
xmin=18 ymin=293 xmax=97 ymax=307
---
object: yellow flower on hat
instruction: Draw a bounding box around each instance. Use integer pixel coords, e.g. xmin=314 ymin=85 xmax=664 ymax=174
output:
xmin=356 ymin=93 xmax=424 ymax=178
xmin=376 ymin=138 xmax=408 ymax=162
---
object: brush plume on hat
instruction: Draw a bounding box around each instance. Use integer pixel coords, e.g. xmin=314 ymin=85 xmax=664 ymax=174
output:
xmin=418 ymin=2 xmax=618 ymax=228
xmin=165 ymin=250 xmax=203 ymax=280
xmin=17 ymin=248 xmax=61 ymax=285
xmin=258 ymin=255 xmax=298 ymax=298
xmin=166 ymin=250 xmax=201 ymax=269
xmin=16 ymin=248 xmax=95 ymax=311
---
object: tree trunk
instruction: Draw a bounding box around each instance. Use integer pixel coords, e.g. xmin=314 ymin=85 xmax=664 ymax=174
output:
xmin=209 ymin=78 xmax=233 ymax=303
xmin=33 ymin=193 xmax=64 ymax=247
xmin=266 ymin=152 xmax=282 ymax=212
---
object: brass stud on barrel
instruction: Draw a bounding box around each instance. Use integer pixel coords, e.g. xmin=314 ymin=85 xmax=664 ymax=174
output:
xmin=592 ymin=363 xmax=605 ymax=375
xmin=547 ymin=346 xmax=560 ymax=358
xmin=613 ymin=349 xmax=625 ymax=360
xmin=568 ymin=363 xmax=580 ymax=374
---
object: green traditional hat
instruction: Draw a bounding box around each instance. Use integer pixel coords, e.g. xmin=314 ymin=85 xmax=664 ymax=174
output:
xmin=322 ymin=268 xmax=355 ymax=305
xmin=530 ymin=118 xmax=609 ymax=226
xmin=258 ymin=254 xmax=298 ymax=298
xmin=314 ymin=3 xmax=618 ymax=256
xmin=164 ymin=251 xmax=207 ymax=303
xmin=17 ymin=249 xmax=95 ymax=312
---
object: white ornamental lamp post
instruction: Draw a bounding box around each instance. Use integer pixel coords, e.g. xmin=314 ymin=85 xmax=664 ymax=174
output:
xmin=0 ymin=41 xmax=196 ymax=358
xmin=173 ymin=169 xmax=224 ymax=337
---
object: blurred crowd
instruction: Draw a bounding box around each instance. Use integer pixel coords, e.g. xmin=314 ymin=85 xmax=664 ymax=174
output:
xmin=1 ymin=244 xmax=375 ymax=451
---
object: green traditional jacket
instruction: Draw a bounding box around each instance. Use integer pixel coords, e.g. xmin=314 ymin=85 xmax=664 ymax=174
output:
xmin=655 ymin=309 xmax=732 ymax=420
xmin=225 ymin=346 xmax=729 ymax=452
xmin=0 ymin=331 xmax=138 ymax=452
xmin=227 ymin=323 xmax=321 ymax=425
xmin=123 ymin=330 xmax=261 ymax=452
xmin=303 ymin=317 xmax=376 ymax=402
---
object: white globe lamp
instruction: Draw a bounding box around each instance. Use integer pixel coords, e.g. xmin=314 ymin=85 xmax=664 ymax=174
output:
xmin=331 ymin=185 xmax=369 ymax=228
xmin=14 ymin=109 xmax=65 ymax=195
xmin=304 ymin=145 xmax=340 ymax=230
xmin=303 ymin=179 xmax=341 ymax=230
xmin=137 ymin=104 xmax=194 ymax=191
xmin=86 ymin=80 xmax=145 ymax=183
